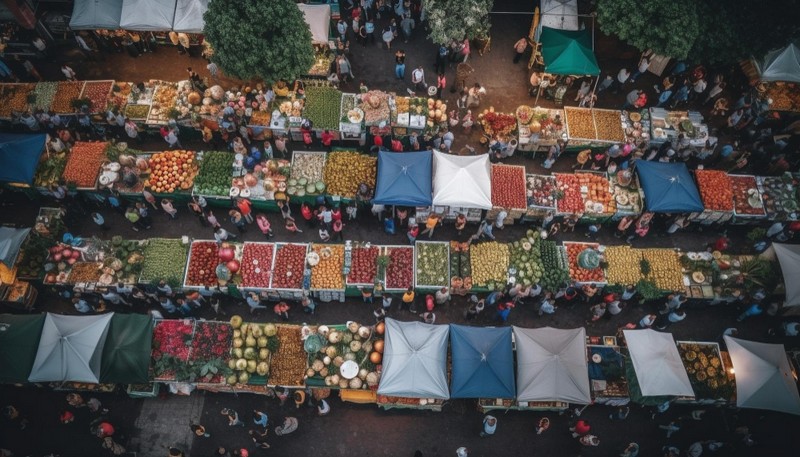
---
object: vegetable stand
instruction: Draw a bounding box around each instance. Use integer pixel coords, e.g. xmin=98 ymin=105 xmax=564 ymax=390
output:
xmin=414 ymin=241 xmax=450 ymax=292
xmin=729 ymin=174 xmax=766 ymax=222
xmin=756 ymin=173 xmax=799 ymax=221
xmin=563 ymin=107 xmax=625 ymax=145
xmin=648 ymin=108 xmax=708 ymax=147
xmin=383 ymin=245 xmax=415 ymax=293
xmin=523 ymin=174 xmax=558 ymax=220
xmin=563 ymin=241 xmax=607 ymax=285
xmin=689 ymin=170 xmax=734 ymax=225
xmin=308 ymin=243 xmax=346 ymax=302
xmin=303 ymin=322 xmax=383 ymax=391
xmin=269 ymin=243 xmax=309 ymax=300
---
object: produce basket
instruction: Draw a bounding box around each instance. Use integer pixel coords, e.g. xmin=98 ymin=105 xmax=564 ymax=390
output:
xmin=269 ymin=243 xmax=310 ymax=291
xmin=491 ymin=164 xmax=527 ymax=211
xmin=729 ymin=174 xmax=766 ymax=218
xmin=756 ymin=174 xmax=799 ymax=221
xmin=384 ymin=245 xmax=414 ymax=292
xmin=563 ymin=242 xmax=607 ymax=285
xmin=414 ymin=241 xmax=450 ymax=290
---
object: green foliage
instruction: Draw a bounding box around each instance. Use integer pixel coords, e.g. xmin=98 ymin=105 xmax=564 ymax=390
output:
xmin=204 ymin=0 xmax=315 ymax=83
xmin=597 ymin=0 xmax=800 ymax=64
xmin=639 ymin=258 xmax=651 ymax=277
xmin=426 ymin=0 xmax=494 ymax=44
xmin=746 ymin=228 xmax=767 ymax=243
xmin=636 ymin=279 xmax=667 ymax=301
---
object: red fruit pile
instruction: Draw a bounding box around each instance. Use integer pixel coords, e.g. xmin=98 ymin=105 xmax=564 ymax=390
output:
xmin=695 ymin=170 xmax=734 ymax=211
xmin=491 ymin=164 xmax=527 ymax=209
xmin=186 ymin=241 xmax=220 ymax=286
xmin=565 ymin=242 xmax=606 ymax=283
xmin=385 ymin=247 xmax=414 ymax=290
xmin=555 ymin=174 xmax=584 ymax=214
xmin=730 ymin=175 xmax=764 ymax=215
xmin=272 ymin=243 xmax=307 ymax=289
xmin=241 ymin=243 xmax=274 ymax=288
xmin=152 ymin=319 xmax=194 ymax=361
xmin=347 ymin=246 xmax=380 ymax=285
xmin=80 ymin=81 xmax=113 ymax=112
xmin=190 ymin=321 xmax=232 ymax=361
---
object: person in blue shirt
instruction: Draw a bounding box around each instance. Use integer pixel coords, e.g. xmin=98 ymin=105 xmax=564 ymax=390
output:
xmin=486 ymin=290 xmax=504 ymax=308
xmin=73 ymin=296 xmax=94 ymax=314
xmin=737 ymin=303 xmax=763 ymax=322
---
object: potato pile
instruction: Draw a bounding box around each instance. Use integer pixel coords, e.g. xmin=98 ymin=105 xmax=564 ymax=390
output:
xmin=470 ymin=241 xmax=510 ymax=287
xmin=323 ymin=151 xmax=376 ymax=198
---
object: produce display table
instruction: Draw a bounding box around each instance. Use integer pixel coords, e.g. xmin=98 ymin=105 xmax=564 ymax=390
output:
xmin=689 ymin=170 xmax=734 ymax=225
xmin=563 ymin=242 xmax=607 ymax=285
xmin=304 ymin=322 xmax=383 ymax=391
xmin=384 ymin=245 xmax=415 ymax=293
xmin=564 ymin=107 xmax=625 ymax=144
xmin=554 ymin=171 xmax=615 ymax=221
xmin=491 ymin=164 xmax=527 ymax=213
xmin=391 ymin=96 xmax=429 ymax=130
xmin=269 ymin=243 xmax=309 ymax=300
xmin=757 ymin=173 xmax=799 ymax=221
xmin=648 ymin=108 xmax=708 ymax=146
xmin=414 ymin=241 xmax=450 ymax=291
xmin=359 ymin=91 xmax=391 ymax=127
xmin=729 ymin=174 xmax=766 ymax=221
xmin=377 ymin=395 xmax=444 ymax=411
xmin=139 ymin=238 xmax=189 ymax=286
xmin=588 ymin=344 xmax=630 ymax=406
xmin=515 ymin=105 xmax=565 ymax=147
xmin=478 ymin=398 xmax=569 ymax=412
xmin=675 ymin=341 xmax=735 ymax=405
xmin=680 ymin=251 xmax=760 ymax=300
xmin=449 ymin=241 xmax=473 ymax=294
xmin=339 ymin=93 xmax=364 ymax=134
xmin=608 ymin=170 xmax=644 ymax=217
xmin=620 ymin=109 xmax=650 ymax=144
xmin=302 ymin=84 xmax=343 ymax=132
xmin=0 ymin=83 xmax=36 ymax=119
xmin=146 ymin=80 xmax=179 ymax=125
xmin=308 ymin=243 xmax=346 ymax=301
xmin=289 ymin=151 xmax=327 ymax=197
xmin=524 ymin=174 xmax=557 ymax=219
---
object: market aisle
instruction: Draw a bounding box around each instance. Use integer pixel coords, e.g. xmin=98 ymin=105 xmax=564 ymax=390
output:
xmin=129 ymin=392 xmax=206 ymax=456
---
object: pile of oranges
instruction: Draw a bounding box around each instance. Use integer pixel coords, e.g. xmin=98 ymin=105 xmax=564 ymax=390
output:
xmin=144 ymin=150 xmax=198 ymax=194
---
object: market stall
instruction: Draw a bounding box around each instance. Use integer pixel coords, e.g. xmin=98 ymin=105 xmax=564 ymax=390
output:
xmin=648 ymin=109 xmax=709 ymax=146
xmin=339 ymin=93 xmax=364 ymax=139
xmin=553 ymin=171 xmax=615 ymax=221
xmin=608 ymin=169 xmax=644 ymax=218
xmin=61 ymin=141 xmax=109 ymax=190
xmin=269 ymin=243 xmax=309 ymax=300
xmin=588 ymin=344 xmax=630 ymax=406
xmin=0 ymin=133 xmax=46 ymax=188
xmin=374 ymin=151 xmax=432 ymax=207
xmin=450 ymin=325 xmax=515 ymax=399
xmin=675 ymin=341 xmax=734 ymax=404
xmin=384 ymin=245 xmax=415 ymax=293
xmin=515 ymin=106 xmax=566 ymax=151
xmin=514 ymin=326 xmax=591 ymax=405
xmin=623 ymin=329 xmax=694 ymax=399
xmin=414 ymin=241 xmax=450 ymax=292
xmin=303 ymin=321 xmax=383 ymax=391
xmin=564 ymin=107 xmax=625 ymax=144
xmin=729 ymin=174 xmax=767 ymax=222
xmin=757 ymin=173 xmax=799 ymax=221
xmin=302 ymin=84 xmax=342 ymax=133
xmin=448 ymin=241 xmax=473 ymax=295
xmin=432 ymin=151 xmax=492 ymax=212
xmin=689 ymin=169 xmax=734 ymax=224
xmin=323 ymin=150 xmax=376 ymax=201
xmin=0 ymin=314 xmax=45 ymax=384
xmin=635 ymin=161 xmax=704 ymax=213
xmin=391 ymin=96 xmax=430 ymax=133
xmin=564 ymin=242 xmax=606 ymax=285
xmin=377 ymin=319 xmax=449 ymax=407
xmin=620 ymin=109 xmax=651 ymax=145
xmin=523 ymin=174 xmax=558 ymax=220
xmin=724 ymin=336 xmax=800 ymax=415
xmin=345 ymin=243 xmax=382 ymax=295
xmin=308 ymin=243 xmax=345 ymax=302
xmin=490 ymin=164 xmax=527 ymax=223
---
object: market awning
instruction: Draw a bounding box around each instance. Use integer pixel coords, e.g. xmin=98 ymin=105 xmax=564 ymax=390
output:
xmin=172 ymin=0 xmax=209 ymax=33
xmin=374 ymin=150 xmax=433 ymax=207
xmin=432 ymin=151 xmax=492 ymax=209
xmin=297 ymin=3 xmax=331 ymax=44
xmin=100 ymin=314 xmax=153 ymax=384
xmin=0 ymin=314 xmax=45 ymax=383
xmin=635 ymin=161 xmax=704 ymax=213
xmin=724 ymin=336 xmax=800 ymax=415
xmin=449 ymin=325 xmax=515 ymax=399
xmin=773 ymin=243 xmax=800 ymax=307
xmin=69 ymin=0 xmax=123 ymax=30
xmin=623 ymin=329 xmax=694 ymax=397
xmin=537 ymin=0 xmax=579 ymax=38
xmin=28 ymin=313 xmax=113 ymax=383
xmin=377 ymin=318 xmax=450 ymax=399
xmin=0 ymin=227 xmax=30 ymax=268
xmin=540 ymin=26 xmax=600 ymax=76
xmin=513 ymin=326 xmax=592 ymax=404
xmin=119 ymin=0 xmax=177 ymax=31
xmin=0 ymin=133 xmax=46 ymax=186
xmin=755 ymin=40 xmax=800 ymax=84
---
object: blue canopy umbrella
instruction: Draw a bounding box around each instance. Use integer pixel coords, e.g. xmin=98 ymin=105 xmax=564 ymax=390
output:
xmin=635 ymin=161 xmax=704 ymax=213
xmin=374 ymin=150 xmax=432 ymax=206
xmin=0 ymin=134 xmax=46 ymax=186
xmin=449 ymin=325 xmax=515 ymax=399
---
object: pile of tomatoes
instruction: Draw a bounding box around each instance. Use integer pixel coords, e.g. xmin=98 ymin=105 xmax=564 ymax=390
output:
xmin=695 ymin=170 xmax=733 ymax=211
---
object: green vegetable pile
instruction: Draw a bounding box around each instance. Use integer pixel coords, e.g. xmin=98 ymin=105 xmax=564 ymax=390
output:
xmin=302 ymin=86 xmax=343 ymax=130
xmin=539 ymin=239 xmax=569 ymax=292
xmin=31 ymin=82 xmax=57 ymax=112
xmin=110 ymin=236 xmax=145 ymax=283
xmin=509 ymin=229 xmax=544 ymax=287
xmin=193 ymin=151 xmax=233 ymax=196
xmin=140 ymin=238 xmax=189 ymax=286
xmin=415 ymin=242 xmax=449 ymax=287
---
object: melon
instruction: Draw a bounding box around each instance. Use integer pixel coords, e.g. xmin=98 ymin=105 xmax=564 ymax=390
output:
xmin=264 ymin=323 xmax=277 ymax=337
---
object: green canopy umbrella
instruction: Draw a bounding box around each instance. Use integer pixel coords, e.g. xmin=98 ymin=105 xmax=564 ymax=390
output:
xmin=100 ymin=314 xmax=153 ymax=383
xmin=540 ymin=26 xmax=600 ymax=76
xmin=0 ymin=314 xmax=45 ymax=383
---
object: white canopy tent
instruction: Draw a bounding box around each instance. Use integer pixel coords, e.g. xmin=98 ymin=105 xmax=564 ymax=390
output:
xmin=120 ymin=0 xmax=177 ymax=31
xmin=69 ymin=0 xmax=123 ymax=30
xmin=513 ymin=326 xmax=591 ymax=404
xmin=297 ymin=3 xmax=331 ymax=44
xmin=623 ymin=329 xmax=694 ymax=397
xmin=28 ymin=313 xmax=113 ymax=383
xmin=755 ymin=41 xmax=800 ymax=84
xmin=432 ymin=151 xmax=492 ymax=210
xmin=535 ymin=0 xmax=579 ymax=41
xmin=773 ymin=243 xmax=800 ymax=307
xmin=172 ymin=0 xmax=209 ymax=34
xmin=377 ymin=319 xmax=450 ymax=399
xmin=724 ymin=336 xmax=800 ymax=415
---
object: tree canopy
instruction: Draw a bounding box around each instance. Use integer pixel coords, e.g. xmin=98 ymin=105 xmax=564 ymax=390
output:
xmin=597 ymin=0 xmax=800 ymax=64
xmin=203 ymin=0 xmax=314 ymax=83
xmin=426 ymin=0 xmax=494 ymax=45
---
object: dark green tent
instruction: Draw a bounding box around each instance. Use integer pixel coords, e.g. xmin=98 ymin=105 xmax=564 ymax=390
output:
xmin=540 ymin=26 xmax=600 ymax=75
xmin=0 ymin=314 xmax=45 ymax=383
xmin=100 ymin=314 xmax=153 ymax=383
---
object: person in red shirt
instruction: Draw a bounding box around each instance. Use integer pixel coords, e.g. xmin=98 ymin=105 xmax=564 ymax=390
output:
xmin=425 ymin=294 xmax=435 ymax=312
xmin=371 ymin=134 xmax=384 ymax=153
xmin=331 ymin=206 xmax=342 ymax=223
xmin=710 ymin=234 xmax=729 ymax=252
xmin=236 ymin=197 xmax=253 ymax=224
xmin=300 ymin=202 xmax=315 ymax=227
xmin=321 ymin=130 xmax=334 ymax=151
xmin=570 ymin=419 xmax=590 ymax=438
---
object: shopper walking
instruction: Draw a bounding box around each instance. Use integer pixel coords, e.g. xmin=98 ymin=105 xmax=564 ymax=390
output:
xmin=513 ymin=37 xmax=528 ymax=63
xmin=394 ymin=49 xmax=406 ymax=79
xmin=161 ymin=198 xmax=178 ymax=219
xmin=480 ymin=415 xmax=497 ymax=437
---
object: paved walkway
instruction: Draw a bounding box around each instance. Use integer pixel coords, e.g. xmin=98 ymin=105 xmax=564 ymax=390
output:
xmin=130 ymin=391 xmax=205 ymax=456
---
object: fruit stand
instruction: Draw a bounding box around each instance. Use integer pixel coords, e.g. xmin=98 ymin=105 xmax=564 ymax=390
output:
xmin=239 ymin=242 xmax=275 ymax=290
xmin=146 ymin=80 xmax=179 ymax=126
xmin=323 ymin=150 xmax=376 ymax=201
xmin=358 ymin=91 xmax=391 ymax=127
xmin=192 ymin=150 xmax=235 ymax=200
xmin=269 ymin=243 xmax=310 ymax=300
xmin=554 ymin=171 xmax=615 ymax=222
xmin=308 ymin=243 xmax=346 ymax=302
xmin=478 ymin=109 xmax=517 ymax=142
xmin=183 ymin=240 xmax=235 ymax=289
xmin=0 ymin=83 xmax=36 ymax=119
xmin=515 ymin=105 xmax=566 ymax=149
xmin=79 ymin=80 xmax=115 ymax=114
xmin=449 ymin=242 xmax=473 ymax=295
xmin=223 ymin=318 xmax=280 ymax=389
xmin=384 ymin=246 xmax=415 ymax=292
xmin=756 ymin=173 xmax=799 ymax=221
xmin=539 ymin=239 xmax=570 ymax=292
xmin=689 ymin=170 xmax=734 ymax=225
xmin=762 ymin=81 xmax=800 ymax=112
xmin=303 ymin=322 xmax=383 ymax=391
xmin=339 ymin=93 xmax=364 ymax=137
xmin=680 ymin=251 xmax=774 ymax=301
xmin=609 ymin=169 xmax=644 ymax=218
xmin=391 ymin=96 xmax=429 ymax=132
xmin=523 ymin=174 xmax=558 ymax=220
xmin=303 ymin=84 xmax=343 ymax=132
xmin=588 ymin=344 xmax=630 ymax=406
xmin=675 ymin=341 xmax=735 ymax=404
xmin=345 ymin=244 xmax=381 ymax=296
xmin=563 ymin=107 xmax=625 ymax=144
xmin=470 ymin=241 xmax=510 ymax=291
xmin=729 ymin=174 xmax=767 ymax=221
xmin=490 ymin=164 xmax=527 ymax=223
xmin=139 ymin=238 xmax=189 ymax=286
xmin=414 ymin=241 xmax=450 ymax=292
xmin=564 ymin=242 xmax=607 ymax=285
xmin=61 ymin=141 xmax=110 ymax=190
xmin=508 ymin=230 xmax=545 ymax=289
xmin=648 ymin=108 xmax=708 ymax=147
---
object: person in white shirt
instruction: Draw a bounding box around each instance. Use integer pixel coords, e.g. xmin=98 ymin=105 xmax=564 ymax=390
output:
xmin=101 ymin=289 xmax=129 ymax=306
xmin=607 ymin=299 xmax=624 ymax=316
xmin=75 ymin=34 xmax=93 ymax=52
xmin=630 ymin=56 xmax=650 ymax=82
xmin=61 ymin=65 xmax=76 ymax=81
xmin=690 ymin=78 xmax=707 ymax=102
xmin=613 ymin=68 xmax=630 ymax=93
xmin=411 ymin=65 xmax=426 ymax=92
xmin=539 ymin=293 xmax=556 ymax=315
xmin=165 ymin=129 xmax=181 ymax=149
xmin=494 ymin=210 xmax=508 ymax=229
xmin=32 ymin=37 xmax=46 ymax=53
xmin=48 ymin=135 xmax=65 ymax=153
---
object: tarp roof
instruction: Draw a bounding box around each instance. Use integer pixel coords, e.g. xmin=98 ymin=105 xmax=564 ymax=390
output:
xmin=28 ymin=313 xmax=113 ymax=383
xmin=432 ymin=151 xmax=492 ymax=209
xmin=172 ymin=0 xmax=208 ymax=34
xmin=724 ymin=336 xmax=800 ymax=415
xmin=69 ymin=0 xmax=123 ymax=30
xmin=538 ymin=0 xmax=579 ymax=34
xmin=377 ymin=319 xmax=450 ymax=399
xmin=623 ymin=329 xmax=694 ymax=397
xmin=540 ymin=26 xmax=600 ymax=76
xmin=773 ymin=243 xmax=800 ymax=307
xmin=374 ymin=150 xmax=433 ymax=206
xmin=756 ymin=40 xmax=800 ymax=84
xmin=449 ymin=325 xmax=515 ymax=398
xmin=0 ymin=314 xmax=45 ymax=383
xmin=119 ymin=0 xmax=177 ymax=31
xmin=0 ymin=133 xmax=46 ymax=186
xmin=635 ymin=161 xmax=704 ymax=213
xmin=100 ymin=314 xmax=153 ymax=384
xmin=297 ymin=3 xmax=331 ymax=44
xmin=0 ymin=227 xmax=30 ymax=268
xmin=513 ymin=326 xmax=592 ymax=404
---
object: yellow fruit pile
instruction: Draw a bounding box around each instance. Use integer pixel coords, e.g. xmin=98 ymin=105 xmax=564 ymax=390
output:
xmin=470 ymin=242 xmax=510 ymax=286
xmin=145 ymin=150 xmax=197 ymax=193
xmin=604 ymin=246 xmax=643 ymax=285
xmin=310 ymin=244 xmax=344 ymax=290
xmin=323 ymin=151 xmax=376 ymax=198
xmin=641 ymin=249 xmax=684 ymax=291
